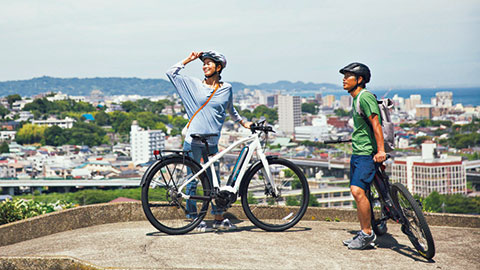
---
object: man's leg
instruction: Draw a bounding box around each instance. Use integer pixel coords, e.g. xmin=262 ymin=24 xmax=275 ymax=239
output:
xmin=345 ymin=155 xmax=376 ymax=249
xmin=351 ymin=185 xmax=372 ymax=235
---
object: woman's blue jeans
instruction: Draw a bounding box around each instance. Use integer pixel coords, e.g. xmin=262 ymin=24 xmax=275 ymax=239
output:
xmin=183 ymin=141 xmax=222 ymax=219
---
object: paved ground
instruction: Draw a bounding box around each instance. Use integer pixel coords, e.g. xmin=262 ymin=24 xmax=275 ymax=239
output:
xmin=0 ymin=219 xmax=479 ymax=270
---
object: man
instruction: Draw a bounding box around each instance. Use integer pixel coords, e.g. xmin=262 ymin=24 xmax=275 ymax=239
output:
xmin=339 ymin=63 xmax=387 ymax=249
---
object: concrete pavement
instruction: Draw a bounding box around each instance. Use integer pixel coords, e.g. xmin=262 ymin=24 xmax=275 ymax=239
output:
xmin=1 ymin=219 xmax=479 ymax=270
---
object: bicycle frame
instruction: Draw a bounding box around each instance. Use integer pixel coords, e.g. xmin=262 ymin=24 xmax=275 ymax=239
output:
xmin=178 ymin=131 xmax=277 ymax=200
xmin=371 ymin=165 xmax=405 ymax=224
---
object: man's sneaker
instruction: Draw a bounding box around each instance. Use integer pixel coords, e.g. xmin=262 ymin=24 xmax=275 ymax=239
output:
xmin=343 ymin=233 xmax=359 ymax=246
xmin=218 ymin=218 xmax=237 ymax=230
xmin=195 ymin=221 xmax=211 ymax=232
xmin=347 ymin=231 xmax=376 ymax=250
xmin=343 ymin=232 xmax=376 ymax=247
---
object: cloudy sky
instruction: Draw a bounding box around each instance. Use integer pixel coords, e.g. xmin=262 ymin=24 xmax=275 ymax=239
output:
xmin=1 ymin=0 xmax=479 ymax=88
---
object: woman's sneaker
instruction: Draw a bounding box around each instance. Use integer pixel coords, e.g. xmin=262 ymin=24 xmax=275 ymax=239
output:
xmin=347 ymin=231 xmax=376 ymax=249
xmin=218 ymin=218 xmax=237 ymax=230
xmin=195 ymin=221 xmax=212 ymax=232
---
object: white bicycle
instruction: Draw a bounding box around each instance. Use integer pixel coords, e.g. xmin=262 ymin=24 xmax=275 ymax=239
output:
xmin=141 ymin=120 xmax=310 ymax=235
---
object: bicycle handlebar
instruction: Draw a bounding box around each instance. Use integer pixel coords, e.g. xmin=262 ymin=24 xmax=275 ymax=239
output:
xmin=322 ymin=139 xmax=352 ymax=144
xmin=250 ymin=123 xmax=275 ymax=134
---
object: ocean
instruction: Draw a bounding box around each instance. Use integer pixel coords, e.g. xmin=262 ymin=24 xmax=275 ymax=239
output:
xmin=301 ymin=87 xmax=479 ymax=106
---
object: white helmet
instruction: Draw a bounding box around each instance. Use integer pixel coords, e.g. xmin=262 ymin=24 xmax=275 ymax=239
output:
xmin=200 ymin=50 xmax=227 ymax=69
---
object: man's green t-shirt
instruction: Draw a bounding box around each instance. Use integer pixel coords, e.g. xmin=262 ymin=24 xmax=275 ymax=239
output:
xmin=352 ymin=90 xmax=382 ymax=155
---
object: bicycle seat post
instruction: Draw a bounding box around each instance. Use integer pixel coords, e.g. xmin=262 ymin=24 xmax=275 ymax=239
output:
xmin=202 ymin=139 xmax=210 ymax=156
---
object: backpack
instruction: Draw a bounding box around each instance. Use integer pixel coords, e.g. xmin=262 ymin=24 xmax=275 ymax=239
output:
xmin=355 ymin=90 xmax=395 ymax=152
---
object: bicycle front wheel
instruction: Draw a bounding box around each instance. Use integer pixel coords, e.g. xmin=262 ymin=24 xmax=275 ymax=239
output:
xmin=241 ymin=158 xmax=309 ymax=232
xmin=141 ymin=156 xmax=212 ymax=235
xmin=390 ymin=183 xmax=435 ymax=259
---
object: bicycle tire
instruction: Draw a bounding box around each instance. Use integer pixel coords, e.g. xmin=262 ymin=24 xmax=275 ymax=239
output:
xmin=141 ymin=156 xmax=212 ymax=235
xmin=368 ymin=185 xmax=388 ymax=236
xmin=390 ymin=183 xmax=435 ymax=259
xmin=241 ymin=157 xmax=309 ymax=232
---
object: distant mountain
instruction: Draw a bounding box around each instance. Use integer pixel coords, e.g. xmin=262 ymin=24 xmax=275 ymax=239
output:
xmin=0 ymin=76 xmax=341 ymax=97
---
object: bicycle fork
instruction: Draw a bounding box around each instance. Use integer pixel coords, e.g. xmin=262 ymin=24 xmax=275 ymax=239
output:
xmin=258 ymin=151 xmax=278 ymax=197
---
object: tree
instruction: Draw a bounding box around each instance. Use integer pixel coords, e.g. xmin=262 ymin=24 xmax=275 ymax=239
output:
xmin=121 ymin=101 xmax=141 ymax=113
xmin=308 ymin=194 xmax=320 ymax=207
xmin=15 ymin=124 xmax=47 ymax=145
xmin=7 ymin=94 xmax=21 ymax=109
xmin=286 ymin=196 xmax=300 ymax=206
xmin=334 ymin=108 xmax=350 ymax=117
xmin=94 ymin=111 xmax=110 ymax=126
xmin=0 ymin=141 xmax=9 ymax=153
xmin=0 ymin=105 xmax=9 ymax=119
xmin=65 ymin=122 xmax=108 ymax=146
xmin=44 ymin=126 xmax=67 ymax=146
xmin=302 ymin=103 xmax=318 ymax=114
xmin=250 ymin=105 xmax=278 ymax=122
xmin=110 ymin=111 xmax=133 ymax=134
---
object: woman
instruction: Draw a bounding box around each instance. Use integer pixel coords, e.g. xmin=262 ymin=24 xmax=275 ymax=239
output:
xmin=166 ymin=50 xmax=251 ymax=231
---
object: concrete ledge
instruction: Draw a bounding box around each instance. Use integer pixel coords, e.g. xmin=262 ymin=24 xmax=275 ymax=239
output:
xmin=0 ymin=256 xmax=103 ymax=270
xmin=1 ymin=202 xmax=478 ymax=247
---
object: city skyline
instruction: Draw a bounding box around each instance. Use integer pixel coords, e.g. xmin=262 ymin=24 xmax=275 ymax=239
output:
xmin=1 ymin=0 xmax=479 ymax=88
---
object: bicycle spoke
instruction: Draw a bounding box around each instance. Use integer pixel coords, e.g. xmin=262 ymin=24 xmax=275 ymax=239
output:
xmin=242 ymin=159 xmax=309 ymax=231
xmin=391 ymin=183 xmax=435 ymax=259
xmin=142 ymin=156 xmax=211 ymax=235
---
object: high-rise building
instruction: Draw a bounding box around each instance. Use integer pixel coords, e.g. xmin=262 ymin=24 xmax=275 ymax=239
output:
xmin=130 ymin=121 xmax=165 ymax=164
xmin=405 ymin=94 xmax=422 ymax=112
xmin=415 ymin=104 xmax=434 ymax=119
xmin=315 ymin=93 xmax=323 ymax=105
xmin=434 ymin=91 xmax=453 ymax=108
xmin=339 ymin=95 xmax=352 ymax=110
xmin=324 ymin=95 xmax=335 ymax=107
xmin=391 ymin=142 xmax=467 ymax=197
xmin=278 ymin=95 xmax=301 ymax=134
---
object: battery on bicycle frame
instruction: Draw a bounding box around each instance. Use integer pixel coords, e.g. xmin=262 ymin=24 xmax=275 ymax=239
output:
xmin=227 ymin=146 xmax=249 ymax=187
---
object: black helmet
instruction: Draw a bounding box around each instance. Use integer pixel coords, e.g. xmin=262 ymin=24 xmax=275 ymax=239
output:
xmin=339 ymin=62 xmax=371 ymax=83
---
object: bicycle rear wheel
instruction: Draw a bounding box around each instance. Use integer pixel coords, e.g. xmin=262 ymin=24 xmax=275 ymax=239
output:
xmin=241 ymin=158 xmax=309 ymax=232
xmin=368 ymin=184 xmax=388 ymax=236
xmin=390 ymin=183 xmax=435 ymax=259
xmin=141 ymin=156 xmax=212 ymax=235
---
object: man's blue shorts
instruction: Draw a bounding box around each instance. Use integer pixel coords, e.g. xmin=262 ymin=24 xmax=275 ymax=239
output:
xmin=350 ymin=155 xmax=377 ymax=191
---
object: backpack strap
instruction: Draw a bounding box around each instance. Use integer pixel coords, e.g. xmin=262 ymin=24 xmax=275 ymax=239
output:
xmin=355 ymin=89 xmax=369 ymax=117
xmin=355 ymin=90 xmax=375 ymax=140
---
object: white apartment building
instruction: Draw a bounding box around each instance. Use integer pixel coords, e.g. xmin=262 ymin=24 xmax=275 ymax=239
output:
xmin=339 ymin=95 xmax=352 ymax=110
xmin=405 ymin=94 xmax=422 ymax=112
xmin=278 ymin=95 xmax=301 ymax=134
xmin=431 ymin=91 xmax=453 ymax=108
xmin=0 ymin=164 xmax=15 ymax=178
xmin=391 ymin=142 xmax=467 ymax=197
xmin=0 ymin=131 xmax=16 ymax=141
xmin=31 ymin=117 xmax=76 ymax=129
xmin=295 ymin=115 xmax=330 ymax=141
xmin=130 ymin=121 xmax=165 ymax=164
xmin=17 ymin=111 xmax=34 ymax=122
xmin=11 ymin=99 xmax=33 ymax=111
xmin=46 ymin=92 xmax=69 ymax=102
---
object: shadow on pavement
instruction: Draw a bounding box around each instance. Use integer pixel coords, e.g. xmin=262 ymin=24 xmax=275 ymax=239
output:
xmin=344 ymin=230 xmax=435 ymax=263
xmin=145 ymin=219 xmax=311 ymax=237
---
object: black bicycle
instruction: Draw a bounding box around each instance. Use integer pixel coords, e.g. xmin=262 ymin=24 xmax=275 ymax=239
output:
xmin=325 ymin=139 xmax=435 ymax=259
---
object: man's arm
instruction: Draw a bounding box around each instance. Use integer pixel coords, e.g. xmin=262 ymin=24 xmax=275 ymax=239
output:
xmin=368 ymin=113 xmax=386 ymax=162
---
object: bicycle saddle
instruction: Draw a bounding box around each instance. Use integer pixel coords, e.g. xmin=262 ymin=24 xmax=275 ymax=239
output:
xmin=190 ymin=133 xmax=218 ymax=141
